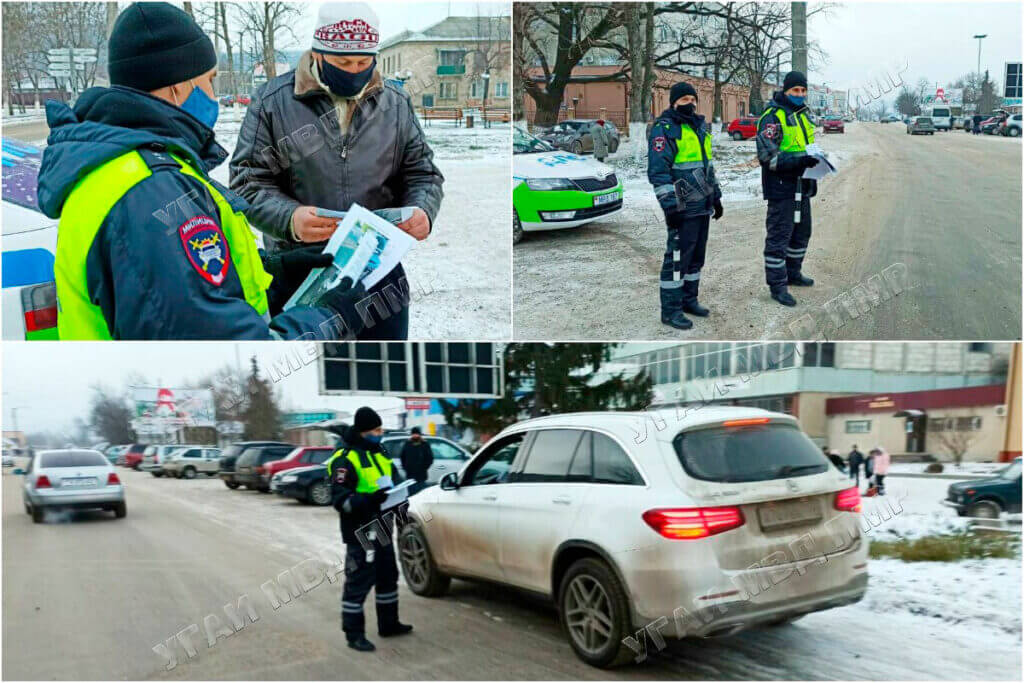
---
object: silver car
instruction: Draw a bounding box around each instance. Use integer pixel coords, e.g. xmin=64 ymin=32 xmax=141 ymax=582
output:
xmin=162 ymin=447 xmax=222 ymax=479
xmin=380 ymin=435 xmax=471 ymax=485
xmin=141 ymin=444 xmax=204 ymax=477
xmin=21 ymin=449 xmax=126 ymax=523
xmin=399 ymin=408 xmax=868 ymax=668
xmin=540 ymin=119 xmax=620 ymax=155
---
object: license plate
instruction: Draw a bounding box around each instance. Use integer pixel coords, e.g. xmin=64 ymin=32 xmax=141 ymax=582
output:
xmin=594 ymin=191 xmax=621 ymax=206
xmin=758 ymin=498 xmax=820 ymax=530
xmin=62 ymin=477 xmax=97 ymax=488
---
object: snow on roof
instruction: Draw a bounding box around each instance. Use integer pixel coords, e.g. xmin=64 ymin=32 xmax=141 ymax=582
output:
xmin=379 ymin=15 xmax=510 ymax=50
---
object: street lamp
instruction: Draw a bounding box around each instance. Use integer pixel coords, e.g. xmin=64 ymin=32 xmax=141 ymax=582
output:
xmin=973 ymin=34 xmax=987 ymax=76
xmin=481 ymin=71 xmax=491 ymax=128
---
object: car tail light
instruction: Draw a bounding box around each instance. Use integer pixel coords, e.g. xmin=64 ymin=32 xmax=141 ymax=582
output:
xmin=21 ymin=283 xmax=58 ymax=333
xmin=643 ymin=507 xmax=745 ymax=540
xmin=256 ymin=466 xmax=265 ymax=474
xmin=834 ymin=487 xmax=862 ymax=512
xmin=35 ymin=474 xmax=52 ymax=489
xmin=107 ymin=472 xmax=121 ymax=485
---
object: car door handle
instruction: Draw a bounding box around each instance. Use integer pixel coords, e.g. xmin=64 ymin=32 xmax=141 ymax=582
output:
xmin=436 ymin=465 xmax=446 ymax=469
xmin=482 ymin=494 xmax=497 ymax=501
xmin=552 ymin=496 xmax=572 ymax=505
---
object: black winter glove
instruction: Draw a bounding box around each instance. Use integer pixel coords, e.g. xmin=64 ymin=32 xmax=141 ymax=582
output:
xmin=370 ymin=488 xmax=390 ymax=505
xmin=712 ymin=199 xmax=724 ymax=220
xmin=799 ymin=155 xmax=821 ymax=169
xmin=315 ymin=277 xmax=369 ymax=339
xmin=263 ymin=246 xmax=335 ymax=315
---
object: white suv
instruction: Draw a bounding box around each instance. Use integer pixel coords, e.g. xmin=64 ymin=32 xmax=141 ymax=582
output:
xmin=399 ymin=408 xmax=868 ymax=668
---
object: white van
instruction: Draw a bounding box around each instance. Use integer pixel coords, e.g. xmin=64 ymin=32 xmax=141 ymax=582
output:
xmin=925 ymin=105 xmax=952 ymax=131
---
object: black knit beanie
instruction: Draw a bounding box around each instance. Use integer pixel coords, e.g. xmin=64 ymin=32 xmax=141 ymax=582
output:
xmin=670 ymin=81 xmax=698 ymax=105
xmin=108 ymin=2 xmax=217 ymax=92
xmin=783 ymin=70 xmax=808 ymax=92
xmin=353 ymin=406 xmax=383 ymax=433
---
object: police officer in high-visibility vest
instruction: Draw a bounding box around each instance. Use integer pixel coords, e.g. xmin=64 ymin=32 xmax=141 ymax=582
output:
xmin=647 ymin=82 xmax=724 ymax=330
xmin=36 ymin=2 xmax=365 ymax=340
xmin=327 ymin=407 xmax=412 ymax=652
xmin=755 ymin=71 xmax=822 ymax=307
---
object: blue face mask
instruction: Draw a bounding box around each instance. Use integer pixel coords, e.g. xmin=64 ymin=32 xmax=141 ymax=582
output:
xmin=787 ymin=94 xmax=806 ymax=107
xmin=365 ymin=434 xmax=382 ymax=444
xmin=179 ymin=82 xmax=219 ymax=129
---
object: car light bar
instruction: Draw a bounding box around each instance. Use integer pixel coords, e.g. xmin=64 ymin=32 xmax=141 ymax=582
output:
xmin=643 ymin=506 xmax=745 ymax=540
xmin=721 ymin=418 xmax=771 ymax=427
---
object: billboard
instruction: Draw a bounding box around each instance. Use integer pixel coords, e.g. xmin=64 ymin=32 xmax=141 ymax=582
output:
xmin=1004 ymin=62 xmax=1022 ymax=99
xmin=132 ymin=387 xmax=215 ymax=427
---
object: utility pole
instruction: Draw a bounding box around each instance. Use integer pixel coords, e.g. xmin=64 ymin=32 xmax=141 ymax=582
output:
xmin=973 ymin=34 xmax=987 ymax=75
xmin=791 ymin=2 xmax=808 ymax=74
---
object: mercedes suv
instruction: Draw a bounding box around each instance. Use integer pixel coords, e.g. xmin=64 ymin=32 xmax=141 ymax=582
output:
xmin=399 ymin=408 xmax=868 ymax=668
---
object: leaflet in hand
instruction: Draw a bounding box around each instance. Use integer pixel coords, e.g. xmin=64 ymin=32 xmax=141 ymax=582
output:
xmin=283 ymin=204 xmax=416 ymax=310
xmin=380 ymin=478 xmax=417 ymax=511
xmin=802 ymin=143 xmax=838 ymax=180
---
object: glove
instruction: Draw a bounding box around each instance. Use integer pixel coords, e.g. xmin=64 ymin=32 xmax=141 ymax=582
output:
xmin=664 ymin=208 xmax=686 ymax=229
xmin=712 ymin=199 xmax=724 ymax=220
xmin=370 ymin=488 xmax=389 ymax=505
xmin=263 ymin=247 xmax=334 ymax=316
xmin=315 ymin=276 xmax=368 ymax=339
xmin=800 ymin=156 xmax=821 ymax=169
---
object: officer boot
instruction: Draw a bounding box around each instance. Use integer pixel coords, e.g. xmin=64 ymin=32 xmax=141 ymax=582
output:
xmin=788 ymin=272 xmax=815 ymax=286
xmin=771 ymin=287 xmax=797 ymax=307
xmin=376 ymin=599 xmax=413 ymax=637
xmin=681 ymin=279 xmax=709 ymax=317
xmin=660 ymin=288 xmax=692 ymax=330
xmin=347 ymin=636 xmax=376 ymax=652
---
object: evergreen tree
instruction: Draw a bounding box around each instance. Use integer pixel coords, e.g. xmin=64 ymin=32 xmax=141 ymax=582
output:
xmin=241 ymin=356 xmax=282 ymax=440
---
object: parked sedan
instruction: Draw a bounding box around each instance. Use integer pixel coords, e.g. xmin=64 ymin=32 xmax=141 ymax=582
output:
xmin=232 ymin=444 xmax=297 ymax=492
xmin=726 ymin=116 xmax=759 ymax=140
xmin=906 ymin=116 xmax=936 ymax=135
xmin=942 ymin=458 xmax=1021 ymax=518
xmin=20 ymin=449 xmax=125 ymax=523
xmin=141 ymin=444 xmax=204 ymax=477
xmin=261 ymin=446 xmax=335 ymax=489
xmin=1000 ymin=113 xmax=1021 ymax=137
xmin=121 ymin=443 xmax=149 ymax=469
xmin=821 ymin=115 xmax=845 ymax=133
xmin=399 ymin=408 xmax=867 ymax=668
xmin=163 ymin=447 xmax=223 ymax=479
xmin=271 ymin=464 xmax=332 ymax=506
xmin=539 ymin=119 xmax=620 ymax=155
xmin=218 ymin=441 xmax=293 ymax=489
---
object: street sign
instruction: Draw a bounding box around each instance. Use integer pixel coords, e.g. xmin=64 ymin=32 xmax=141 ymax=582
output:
xmin=48 ymin=54 xmax=72 ymax=63
xmin=405 ymin=398 xmax=432 ymax=411
xmin=48 ymin=69 xmax=72 ymax=78
xmin=71 ymin=48 xmax=97 ymax=56
xmin=73 ymin=55 xmax=98 ymax=64
xmin=47 ymin=48 xmax=71 ymax=57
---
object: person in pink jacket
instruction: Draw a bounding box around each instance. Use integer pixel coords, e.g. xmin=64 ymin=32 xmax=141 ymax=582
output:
xmin=869 ymin=446 xmax=891 ymax=495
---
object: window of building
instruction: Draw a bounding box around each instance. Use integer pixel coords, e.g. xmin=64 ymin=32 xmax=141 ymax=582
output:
xmin=845 ymin=419 xmax=872 ymax=434
xmin=439 ymin=81 xmax=458 ymax=100
xmin=439 ymin=49 xmax=465 ymax=66
xmin=955 ymin=416 xmax=983 ymax=431
xmin=494 ymin=81 xmax=509 ymax=97
xmin=968 ymin=342 xmax=992 ymax=353
xmin=803 ymin=342 xmax=836 ymax=367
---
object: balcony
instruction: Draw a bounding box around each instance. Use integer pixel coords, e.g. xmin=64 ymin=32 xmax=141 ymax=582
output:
xmin=436 ymin=64 xmax=466 ymax=76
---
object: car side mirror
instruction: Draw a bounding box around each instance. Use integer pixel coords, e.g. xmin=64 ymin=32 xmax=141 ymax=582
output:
xmin=440 ymin=472 xmax=459 ymax=491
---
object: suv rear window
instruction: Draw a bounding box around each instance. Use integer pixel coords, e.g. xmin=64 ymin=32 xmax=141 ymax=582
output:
xmin=40 ymin=451 xmax=109 ymax=468
xmin=673 ymin=423 xmax=828 ymax=483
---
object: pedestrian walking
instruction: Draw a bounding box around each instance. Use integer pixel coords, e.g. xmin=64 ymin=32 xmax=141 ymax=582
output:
xmin=847 ymin=445 xmax=865 ymax=487
xmin=231 ymin=2 xmax=444 ymax=340
xmin=869 ymin=446 xmax=890 ymax=495
xmin=37 ymin=2 xmax=366 ymax=340
xmin=755 ymin=70 xmax=821 ymax=307
xmin=399 ymin=427 xmax=434 ymax=494
xmin=647 ymin=81 xmax=724 ymax=331
xmin=326 ymin=407 xmax=413 ymax=652
xmin=591 ymin=119 xmax=610 ymax=162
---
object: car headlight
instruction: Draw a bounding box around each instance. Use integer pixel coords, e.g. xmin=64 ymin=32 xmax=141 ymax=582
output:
xmin=526 ymin=177 xmax=575 ymax=191
xmin=281 ymin=475 xmax=298 ymax=483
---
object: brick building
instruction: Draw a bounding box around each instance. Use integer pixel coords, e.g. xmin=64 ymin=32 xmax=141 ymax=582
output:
xmin=377 ymin=16 xmax=510 ymax=111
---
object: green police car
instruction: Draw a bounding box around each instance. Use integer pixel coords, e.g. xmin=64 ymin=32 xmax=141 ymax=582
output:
xmin=513 ymin=128 xmax=623 ymax=244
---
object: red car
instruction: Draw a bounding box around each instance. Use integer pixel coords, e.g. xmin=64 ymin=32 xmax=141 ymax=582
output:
xmin=121 ymin=443 xmax=148 ymax=469
xmin=822 ymin=116 xmax=845 ymax=133
xmin=726 ymin=116 xmax=759 ymax=140
xmin=261 ymin=446 xmax=335 ymax=487
xmin=237 ymin=95 xmax=252 ymax=106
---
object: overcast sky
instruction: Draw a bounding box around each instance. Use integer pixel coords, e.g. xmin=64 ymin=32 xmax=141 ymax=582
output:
xmin=810 ymin=1 xmax=1022 ymax=95
xmin=2 ymin=343 xmax=406 ymax=437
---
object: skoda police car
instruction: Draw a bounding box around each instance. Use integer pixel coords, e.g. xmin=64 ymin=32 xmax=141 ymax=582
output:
xmin=2 ymin=139 xmax=58 ymax=340
xmin=513 ymin=128 xmax=623 ymax=244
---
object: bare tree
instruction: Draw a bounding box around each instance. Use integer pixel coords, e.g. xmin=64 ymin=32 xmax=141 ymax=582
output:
xmin=196 ymin=2 xmax=239 ymax=96
xmin=932 ymin=416 xmax=980 ymax=467
xmin=234 ymin=1 xmax=301 ymax=81
xmin=466 ymin=12 xmax=511 ymax=116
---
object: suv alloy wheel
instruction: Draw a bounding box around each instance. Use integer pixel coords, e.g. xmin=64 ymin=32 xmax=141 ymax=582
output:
xmin=398 ymin=523 xmax=451 ymax=597
xmin=558 ymin=558 xmax=634 ymax=668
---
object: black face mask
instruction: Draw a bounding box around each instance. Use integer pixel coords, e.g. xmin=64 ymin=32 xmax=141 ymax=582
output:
xmin=319 ymin=56 xmax=376 ymax=97
xmin=676 ymin=103 xmax=696 ymax=117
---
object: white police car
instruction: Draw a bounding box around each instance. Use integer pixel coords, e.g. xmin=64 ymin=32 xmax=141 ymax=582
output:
xmin=2 ymin=139 xmax=58 ymax=340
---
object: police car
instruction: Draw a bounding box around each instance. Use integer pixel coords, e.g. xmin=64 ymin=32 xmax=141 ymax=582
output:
xmin=2 ymin=139 xmax=58 ymax=340
xmin=513 ymin=128 xmax=623 ymax=244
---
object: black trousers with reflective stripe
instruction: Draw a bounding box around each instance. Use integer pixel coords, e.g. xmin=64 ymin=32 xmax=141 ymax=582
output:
xmin=341 ymin=539 xmax=400 ymax=638
xmin=659 ymin=211 xmax=709 ymax=315
xmin=764 ymin=194 xmax=812 ymax=291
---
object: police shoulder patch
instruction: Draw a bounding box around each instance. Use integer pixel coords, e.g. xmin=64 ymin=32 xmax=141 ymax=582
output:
xmin=179 ymin=215 xmax=231 ymax=286
xmin=335 ymin=467 xmax=347 ymax=483
xmin=763 ymin=122 xmax=782 ymax=141
xmin=653 ymin=136 xmax=667 ymax=152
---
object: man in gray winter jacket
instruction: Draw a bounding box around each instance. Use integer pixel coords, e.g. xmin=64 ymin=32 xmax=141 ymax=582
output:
xmin=230 ymin=2 xmax=444 ymax=340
